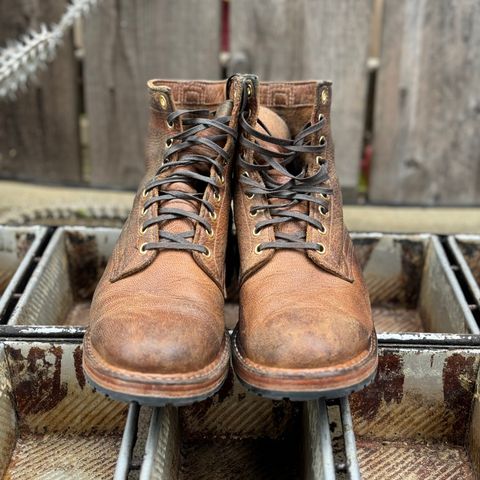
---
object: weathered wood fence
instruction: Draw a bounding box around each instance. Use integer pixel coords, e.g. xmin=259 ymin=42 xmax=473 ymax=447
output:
xmin=0 ymin=0 xmax=479 ymax=206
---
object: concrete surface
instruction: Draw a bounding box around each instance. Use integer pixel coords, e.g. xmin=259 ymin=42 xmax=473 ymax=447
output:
xmin=0 ymin=180 xmax=479 ymax=233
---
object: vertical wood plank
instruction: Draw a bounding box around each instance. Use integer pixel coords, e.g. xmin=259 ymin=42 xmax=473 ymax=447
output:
xmin=230 ymin=0 xmax=373 ymax=197
xmin=84 ymin=0 xmax=222 ymax=189
xmin=0 ymin=0 xmax=81 ymax=183
xmin=370 ymin=0 xmax=480 ymax=205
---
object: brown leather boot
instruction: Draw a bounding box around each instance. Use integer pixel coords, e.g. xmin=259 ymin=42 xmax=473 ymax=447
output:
xmin=83 ymin=77 xmax=245 ymax=405
xmin=232 ymin=78 xmax=378 ymax=399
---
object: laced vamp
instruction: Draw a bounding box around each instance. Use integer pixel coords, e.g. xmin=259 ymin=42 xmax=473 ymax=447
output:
xmin=238 ymin=108 xmax=332 ymax=253
xmin=141 ymin=108 xmax=237 ymax=254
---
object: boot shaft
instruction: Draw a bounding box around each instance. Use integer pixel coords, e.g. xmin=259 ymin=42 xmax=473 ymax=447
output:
xmin=235 ymin=78 xmax=354 ymax=284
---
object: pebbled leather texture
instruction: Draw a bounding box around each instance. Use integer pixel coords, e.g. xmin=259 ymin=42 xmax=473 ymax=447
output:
xmin=234 ymin=80 xmax=377 ymax=381
xmin=85 ymin=77 xmax=245 ymax=394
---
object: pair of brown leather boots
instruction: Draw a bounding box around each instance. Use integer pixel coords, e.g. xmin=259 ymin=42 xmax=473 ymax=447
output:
xmin=83 ymin=74 xmax=377 ymax=405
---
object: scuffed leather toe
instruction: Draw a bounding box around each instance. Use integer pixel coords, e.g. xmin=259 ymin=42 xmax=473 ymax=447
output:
xmin=90 ymin=310 xmax=222 ymax=375
xmin=239 ymin=307 xmax=371 ymax=370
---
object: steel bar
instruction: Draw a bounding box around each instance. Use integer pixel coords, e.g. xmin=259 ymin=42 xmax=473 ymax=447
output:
xmin=0 ymin=226 xmax=48 ymax=321
xmin=114 ymin=402 xmax=140 ymax=480
xmin=317 ymin=398 xmax=337 ymax=480
xmin=340 ymin=397 xmax=361 ymax=480
xmin=139 ymin=407 xmax=164 ymax=480
xmin=447 ymin=236 xmax=480 ymax=317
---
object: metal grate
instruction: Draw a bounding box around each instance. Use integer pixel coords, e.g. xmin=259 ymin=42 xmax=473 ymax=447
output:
xmin=113 ymin=397 xmax=361 ymax=480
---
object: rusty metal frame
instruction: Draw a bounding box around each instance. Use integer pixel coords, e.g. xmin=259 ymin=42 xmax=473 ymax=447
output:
xmin=6 ymin=226 xmax=119 ymax=327
xmin=352 ymin=232 xmax=479 ymax=335
xmin=447 ymin=235 xmax=480 ymax=320
xmin=0 ymin=226 xmax=49 ymax=321
xmin=1 ymin=335 xmax=479 ymax=479
xmin=111 ymin=398 xmax=361 ymax=480
xmin=0 ymin=227 xmax=479 ymax=478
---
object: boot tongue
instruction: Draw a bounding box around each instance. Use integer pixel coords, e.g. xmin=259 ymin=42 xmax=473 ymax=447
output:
xmin=160 ymin=100 xmax=233 ymax=236
xmin=254 ymin=107 xmax=307 ymax=236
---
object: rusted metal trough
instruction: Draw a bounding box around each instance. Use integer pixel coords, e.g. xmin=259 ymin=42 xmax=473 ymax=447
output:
xmin=0 ymin=226 xmax=47 ymax=321
xmin=0 ymin=226 xmax=479 ymax=479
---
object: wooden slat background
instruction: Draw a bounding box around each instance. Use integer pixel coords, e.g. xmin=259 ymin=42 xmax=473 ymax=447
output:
xmin=0 ymin=0 xmax=479 ymax=205
xmin=0 ymin=0 xmax=81 ymax=184
xmin=84 ymin=0 xmax=221 ymax=189
xmin=369 ymin=0 xmax=480 ymax=205
xmin=230 ymin=0 xmax=373 ymax=198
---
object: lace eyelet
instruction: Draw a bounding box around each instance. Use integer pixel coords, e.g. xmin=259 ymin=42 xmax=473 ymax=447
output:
xmin=206 ymin=228 xmax=214 ymax=238
xmin=249 ymin=209 xmax=258 ymax=218
xmin=139 ymin=243 xmax=148 ymax=255
xmin=252 ymin=227 xmax=261 ymax=237
xmin=141 ymin=206 xmax=148 ymax=216
xmin=318 ymin=225 xmax=327 ymax=235
xmin=139 ymin=224 xmax=147 ymax=235
xmin=319 ymin=136 xmax=327 ymax=147
xmin=165 ymin=138 xmax=173 ymax=148
xmin=320 ymin=88 xmax=329 ymax=105
xmin=218 ymin=174 xmax=225 ymax=184
xmin=317 ymin=243 xmax=326 ymax=254
xmin=319 ymin=206 xmax=328 ymax=216
xmin=254 ymin=244 xmax=263 ymax=255
xmin=167 ymin=120 xmax=174 ymax=129
xmin=209 ymin=211 xmax=217 ymax=221
xmin=246 ymin=83 xmax=253 ymax=97
xmin=315 ymin=155 xmax=325 ymax=165
xmin=203 ymin=247 xmax=211 ymax=258
xmin=320 ymin=193 xmax=329 ymax=199
xmin=246 ymin=192 xmax=254 ymax=200
xmin=142 ymin=188 xmax=148 ymax=197
xmin=318 ymin=113 xmax=325 ymax=122
xmin=213 ymin=191 xmax=221 ymax=202
xmin=159 ymin=94 xmax=168 ymax=109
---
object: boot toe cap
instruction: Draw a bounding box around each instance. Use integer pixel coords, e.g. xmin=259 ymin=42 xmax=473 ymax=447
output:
xmin=239 ymin=308 xmax=372 ymax=370
xmin=89 ymin=311 xmax=222 ymax=375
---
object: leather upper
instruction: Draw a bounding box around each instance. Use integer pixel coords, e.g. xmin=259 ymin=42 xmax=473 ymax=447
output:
xmin=88 ymin=77 xmax=245 ymax=375
xmin=234 ymin=80 xmax=375 ymax=370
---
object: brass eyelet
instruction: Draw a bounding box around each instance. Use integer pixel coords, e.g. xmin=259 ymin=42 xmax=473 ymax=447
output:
xmin=141 ymin=206 xmax=148 ymax=216
xmin=243 ymin=171 xmax=250 ymax=178
xmin=252 ymin=227 xmax=261 ymax=237
xmin=139 ymin=224 xmax=147 ymax=235
xmin=319 ymin=206 xmax=328 ymax=216
xmin=142 ymin=188 xmax=148 ymax=197
xmin=209 ymin=211 xmax=217 ymax=221
xmin=218 ymin=174 xmax=225 ymax=184
xmin=249 ymin=209 xmax=258 ymax=218
xmin=213 ymin=191 xmax=221 ymax=202
xmin=246 ymin=192 xmax=254 ymax=200
xmin=319 ymin=136 xmax=327 ymax=147
xmin=165 ymin=138 xmax=173 ymax=148
xmin=320 ymin=193 xmax=329 ymax=200
xmin=206 ymin=228 xmax=214 ymax=238
xmin=246 ymin=83 xmax=253 ymax=97
xmin=318 ymin=113 xmax=325 ymax=122
xmin=317 ymin=243 xmax=326 ymax=254
xmin=320 ymin=88 xmax=329 ymax=105
xmin=315 ymin=155 xmax=325 ymax=165
xmin=159 ymin=94 xmax=168 ymax=110
xmin=167 ymin=120 xmax=174 ymax=129
xmin=203 ymin=247 xmax=211 ymax=258
xmin=139 ymin=243 xmax=148 ymax=255
xmin=254 ymin=244 xmax=263 ymax=255
xmin=318 ymin=225 xmax=327 ymax=235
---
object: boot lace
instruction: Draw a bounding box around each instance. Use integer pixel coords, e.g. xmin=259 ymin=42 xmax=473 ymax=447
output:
xmin=238 ymin=102 xmax=332 ymax=253
xmin=140 ymin=108 xmax=237 ymax=254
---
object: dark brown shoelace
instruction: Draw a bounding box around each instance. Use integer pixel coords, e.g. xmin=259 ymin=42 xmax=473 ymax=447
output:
xmin=140 ymin=108 xmax=236 ymax=254
xmin=238 ymin=103 xmax=332 ymax=253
